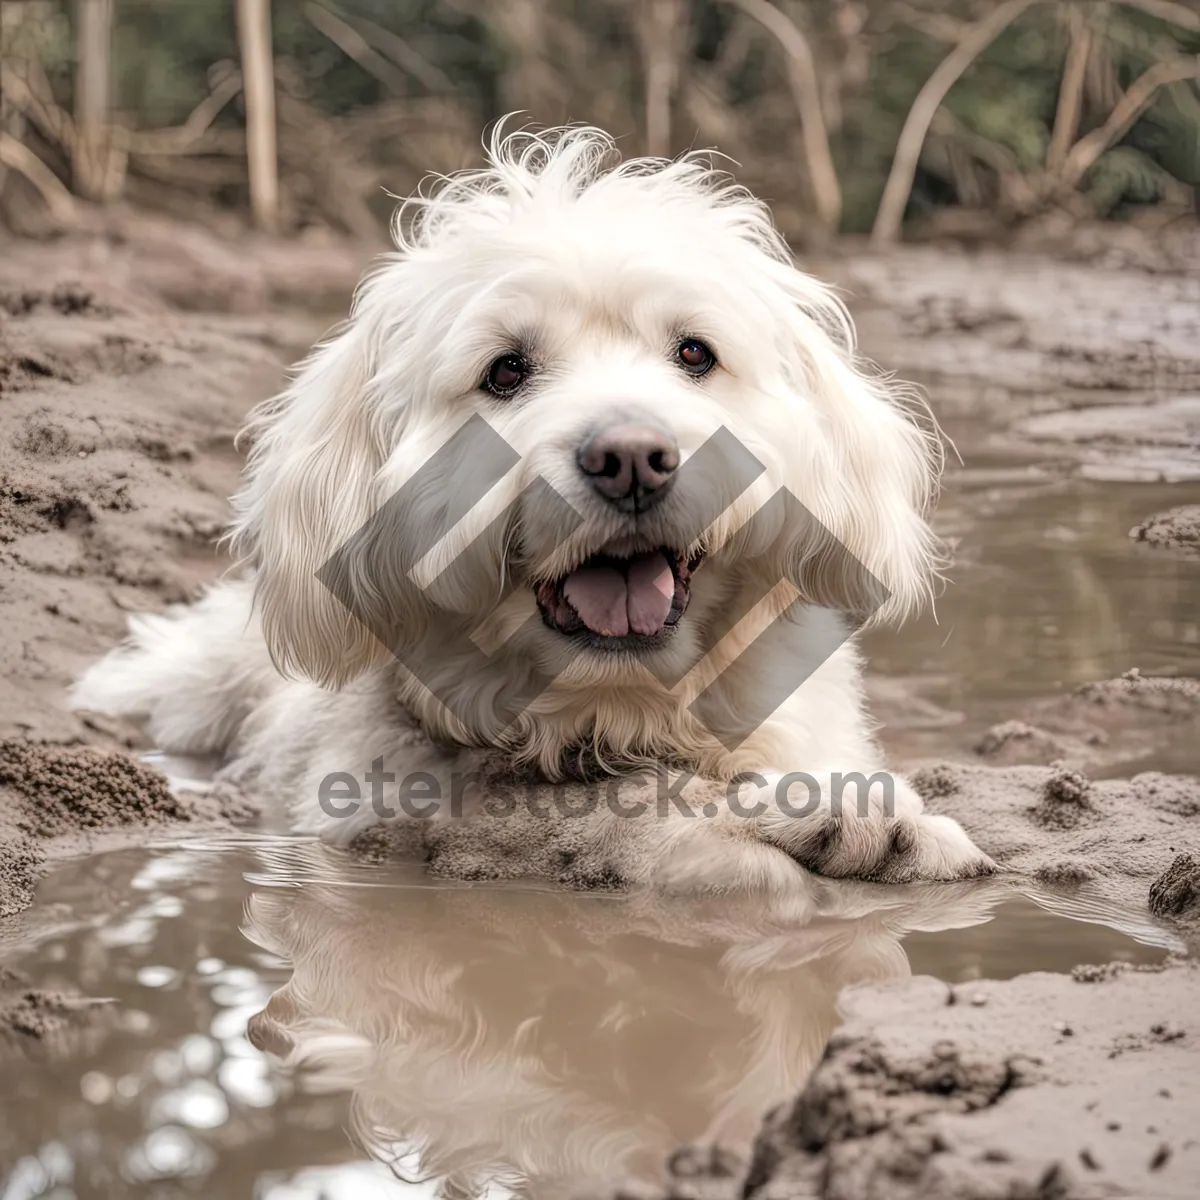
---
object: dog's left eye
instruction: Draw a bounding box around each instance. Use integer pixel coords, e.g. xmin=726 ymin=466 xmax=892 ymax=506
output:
xmin=676 ymin=338 xmax=716 ymax=377
xmin=482 ymin=353 xmax=529 ymax=398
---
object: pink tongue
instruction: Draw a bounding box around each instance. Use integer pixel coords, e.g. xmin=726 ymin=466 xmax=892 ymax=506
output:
xmin=562 ymin=552 xmax=674 ymax=637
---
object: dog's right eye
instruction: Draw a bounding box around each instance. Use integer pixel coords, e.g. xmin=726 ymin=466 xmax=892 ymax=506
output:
xmin=482 ymin=353 xmax=529 ymax=398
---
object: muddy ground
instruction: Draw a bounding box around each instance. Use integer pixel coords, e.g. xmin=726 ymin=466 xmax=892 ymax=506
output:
xmin=1 ymin=215 xmax=1199 ymax=1196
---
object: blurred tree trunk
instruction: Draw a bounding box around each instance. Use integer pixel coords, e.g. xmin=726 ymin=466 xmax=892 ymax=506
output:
xmin=492 ymin=0 xmax=564 ymax=121
xmin=638 ymin=0 xmax=685 ymax=157
xmin=726 ymin=0 xmax=841 ymax=232
xmin=236 ymin=0 xmax=279 ymax=231
xmin=73 ymin=0 xmax=113 ymax=200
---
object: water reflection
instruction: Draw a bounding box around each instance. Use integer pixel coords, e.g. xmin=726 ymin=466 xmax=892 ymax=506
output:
xmin=240 ymin=847 xmax=1027 ymax=1197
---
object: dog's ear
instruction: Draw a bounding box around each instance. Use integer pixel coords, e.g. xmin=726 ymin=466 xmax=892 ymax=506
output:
xmin=230 ymin=311 xmax=391 ymax=688
xmin=777 ymin=282 xmax=941 ymax=626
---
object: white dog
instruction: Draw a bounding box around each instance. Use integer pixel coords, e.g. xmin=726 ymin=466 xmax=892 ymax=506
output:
xmin=73 ymin=125 xmax=993 ymax=890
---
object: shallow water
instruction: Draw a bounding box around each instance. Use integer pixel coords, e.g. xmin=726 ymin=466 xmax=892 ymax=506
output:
xmin=0 ymin=839 xmax=1184 ymax=1199
xmin=866 ymin=445 xmax=1200 ymax=771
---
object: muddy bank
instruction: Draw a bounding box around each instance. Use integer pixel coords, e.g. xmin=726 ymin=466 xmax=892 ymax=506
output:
xmin=823 ymin=243 xmax=1200 ymax=491
xmin=0 ymin=208 xmax=374 ymax=315
xmin=0 ymin=227 xmax=367 ymax=749
xmin=601 ymin=958 xmax=1197 ymax=1200
xmin=1010 ymin=398 xmax=1200 ymax=484
xmin=826 ymin=245 xmax=1200 ymax=399
xmin=970 ymin=671 xmax=1200 ymax=773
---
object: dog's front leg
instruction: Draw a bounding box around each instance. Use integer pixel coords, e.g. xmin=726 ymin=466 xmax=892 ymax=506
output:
xmin=747 ymin=769 xmax=996 ymax=883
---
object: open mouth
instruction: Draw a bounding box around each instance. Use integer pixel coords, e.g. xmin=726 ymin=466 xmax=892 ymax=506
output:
xmin=535 ymin=548 xmax=702 ymax=650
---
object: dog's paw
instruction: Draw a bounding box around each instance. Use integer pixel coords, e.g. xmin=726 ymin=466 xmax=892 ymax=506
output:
xmin=755 ymin=772 xmax=997 ymax=883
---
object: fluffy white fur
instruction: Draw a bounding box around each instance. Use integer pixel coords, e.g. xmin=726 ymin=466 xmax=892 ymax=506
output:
xmin=73 ymin=125 xmax=993 ymax=889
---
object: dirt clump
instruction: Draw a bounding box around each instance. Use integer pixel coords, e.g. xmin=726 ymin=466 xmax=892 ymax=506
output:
xmin=0 ymin=836 xmax=39 ymax=919
xmin=973 ymin=720 xmax=1073 ymax=767
xmin=0 ymin=966 xmax=115 ymax=1056
xmin=0 ymin=739 xmax=190 ymax=922
xmin=0 ymin=739 xmax=185 ymax=837
xmin=1130 ymin=505 xmax=1200 ymax=555
xmin=1150 ymin=854 xmax=1200 ymax=923
xmin=908 ymin=760 xmax=1198 ymax=900
xmin=973 ymin=670 xmax=1200 ymax=771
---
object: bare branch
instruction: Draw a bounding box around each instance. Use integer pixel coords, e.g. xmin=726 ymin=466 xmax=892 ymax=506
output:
xmin=235 ymin=0 xmax=279 ymax=231
xmin=339 ymin=10 xmax=454 ymax=93
xmin=1047 ymin=4 xmax=1092 ymax=171
xmin=304 ymin=3 xmax=409 ymax=96
xmin=128 ymin=68 xmax=244 ymax=155
xmin=638 ymin=0 xmax=685 ymax=157
xmin=1 ymin=58 xmax=75 ymax=150
xmin=1057 ymin=55 xmax=1200 ymax=192
xmin=724 ymin=0 xmax=841 ymax=229
xmin=891 ymin=2 xmax=970 ymax=43
xmin=0 ymin=131 xmax=77 ymax=224
xmin=73 ymin=0 xmax=111 ymax=139
xmin=872 ymin=0 xmax=1040 ymax=245
xmin=931 ymin=109 xmax=1039 ymax=212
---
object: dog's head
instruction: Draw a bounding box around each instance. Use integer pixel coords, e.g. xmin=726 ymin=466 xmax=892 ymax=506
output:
xmin=232 ymin=126 xmax=940 ymax=759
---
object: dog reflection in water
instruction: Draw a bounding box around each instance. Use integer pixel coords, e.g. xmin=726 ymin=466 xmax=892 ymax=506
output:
xmin=244 ymin=848 xmax=1006 ymax=1199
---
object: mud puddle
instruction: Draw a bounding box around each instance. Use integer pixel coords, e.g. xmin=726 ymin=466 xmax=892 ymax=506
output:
xmin=866 ymin=467 xmax=1200 ymax=771
xmin=0 ymin=838 xmax=1182 ymax=1199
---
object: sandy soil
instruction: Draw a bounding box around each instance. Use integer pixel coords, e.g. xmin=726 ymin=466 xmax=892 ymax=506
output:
xmin=1 ymin=217 xmax=1198 ymax=1194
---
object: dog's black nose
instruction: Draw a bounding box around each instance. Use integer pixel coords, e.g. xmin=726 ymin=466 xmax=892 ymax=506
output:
xmin=577 ymin=418 xmax=680 ymax=513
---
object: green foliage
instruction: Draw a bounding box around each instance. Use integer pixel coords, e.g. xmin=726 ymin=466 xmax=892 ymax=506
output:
xmin=1088 ymin=143 xmax=1173 ymax=212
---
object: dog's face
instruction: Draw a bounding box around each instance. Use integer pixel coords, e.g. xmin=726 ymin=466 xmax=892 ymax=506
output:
xmin=233 ymin=128 xmax=939 ymax=754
